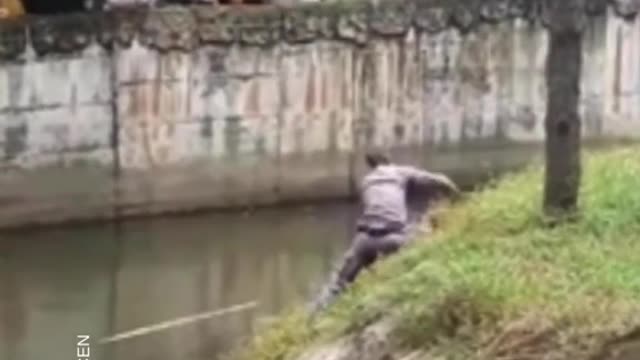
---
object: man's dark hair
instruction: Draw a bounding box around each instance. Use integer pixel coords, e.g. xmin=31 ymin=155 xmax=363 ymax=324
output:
xmin=365 ymin=151 xmax=390 ymax=169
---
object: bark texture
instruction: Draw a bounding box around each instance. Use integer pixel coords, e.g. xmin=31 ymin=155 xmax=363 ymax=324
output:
xmin=543 ymin=0 xmax=585 ymax=217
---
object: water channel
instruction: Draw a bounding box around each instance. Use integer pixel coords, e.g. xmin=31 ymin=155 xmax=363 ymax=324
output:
xmin=0 ymin=141 xmax=626 ymax=360
xmin=0 ymin=202 xmax=359 ymax=360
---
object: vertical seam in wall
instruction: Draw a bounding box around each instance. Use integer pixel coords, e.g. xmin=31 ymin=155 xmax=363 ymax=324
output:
xmin=348 ymin=45 xmax=359 ymax=198
xmin=416 ymin=30 xmax=425 ymax=148
xmin=109 ymin=45 xmax=121 ymax=219
xmin=276 ymin=45 xmax=285 ymax=200
xmin=613 ymin=26 xmax=622 ymax=113
xmin=186 ymin=52 xmax=193 ymax=130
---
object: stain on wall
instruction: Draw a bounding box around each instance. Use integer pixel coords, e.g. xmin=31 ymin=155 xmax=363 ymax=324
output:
xmin=4 ymin=122 xmax=27 ymax=160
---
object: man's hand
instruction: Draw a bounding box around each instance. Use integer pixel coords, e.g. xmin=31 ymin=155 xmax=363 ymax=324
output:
xmin=432 ymin=173 xmax=461 ymax=200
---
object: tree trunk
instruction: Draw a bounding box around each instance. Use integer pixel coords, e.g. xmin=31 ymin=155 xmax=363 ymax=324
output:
xmin=543 ymin=0 xmax=584 ymax=218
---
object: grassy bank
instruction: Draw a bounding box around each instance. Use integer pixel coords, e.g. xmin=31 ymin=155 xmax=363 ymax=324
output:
xmin=235 ymin=146 xmax=640 ymax=360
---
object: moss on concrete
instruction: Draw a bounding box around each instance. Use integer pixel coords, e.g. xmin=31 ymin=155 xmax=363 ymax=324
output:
xmin=0 ymin=0 xmax=625 ymax=60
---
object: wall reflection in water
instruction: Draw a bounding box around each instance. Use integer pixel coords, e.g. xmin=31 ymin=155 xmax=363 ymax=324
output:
xmin=0 ymin=202 xmax=356 ymax=360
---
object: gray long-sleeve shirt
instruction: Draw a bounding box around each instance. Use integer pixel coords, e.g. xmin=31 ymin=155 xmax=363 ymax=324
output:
xmin=358 ymin=164 xmax=456 ymax=229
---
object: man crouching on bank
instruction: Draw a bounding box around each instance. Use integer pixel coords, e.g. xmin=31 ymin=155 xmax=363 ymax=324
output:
xmin=311 ymin=150 xmax=460 ymax=314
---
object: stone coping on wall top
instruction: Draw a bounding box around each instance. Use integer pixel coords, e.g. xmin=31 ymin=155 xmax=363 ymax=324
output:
xmin=0 ymin=0 xmax=636 ymax=60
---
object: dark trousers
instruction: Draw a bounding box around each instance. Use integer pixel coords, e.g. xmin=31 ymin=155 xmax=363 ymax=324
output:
xmin=310 ymin=224 xmax=407 ymax=314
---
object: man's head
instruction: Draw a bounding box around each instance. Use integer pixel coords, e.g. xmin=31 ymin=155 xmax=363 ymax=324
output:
xmin=365 ymin=151 xmax=390 ymax=169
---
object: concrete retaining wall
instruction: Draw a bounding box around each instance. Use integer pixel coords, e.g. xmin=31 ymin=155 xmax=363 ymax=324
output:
xmin=0 ymin=0 xmax=639 ymax=228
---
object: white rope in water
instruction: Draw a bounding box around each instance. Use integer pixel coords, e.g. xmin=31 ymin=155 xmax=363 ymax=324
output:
xmin=99 ymin=301 xmax=259 ymax=344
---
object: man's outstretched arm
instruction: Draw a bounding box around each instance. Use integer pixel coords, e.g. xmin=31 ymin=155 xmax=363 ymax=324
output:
xmin=397 ymin=166 xmax=461 ymax=198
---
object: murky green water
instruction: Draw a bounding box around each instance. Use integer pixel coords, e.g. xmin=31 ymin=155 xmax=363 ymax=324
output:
xmin=0 ymin=202 xmax=357 ymax=360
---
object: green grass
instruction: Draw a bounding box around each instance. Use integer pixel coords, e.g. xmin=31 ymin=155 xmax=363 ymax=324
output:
xmin=233 ymin=145 xmax=640 ymax=360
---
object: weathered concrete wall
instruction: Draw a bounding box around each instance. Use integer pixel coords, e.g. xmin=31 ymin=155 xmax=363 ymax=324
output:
xmin=0 ymin=0 xmax=639 ymax=228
